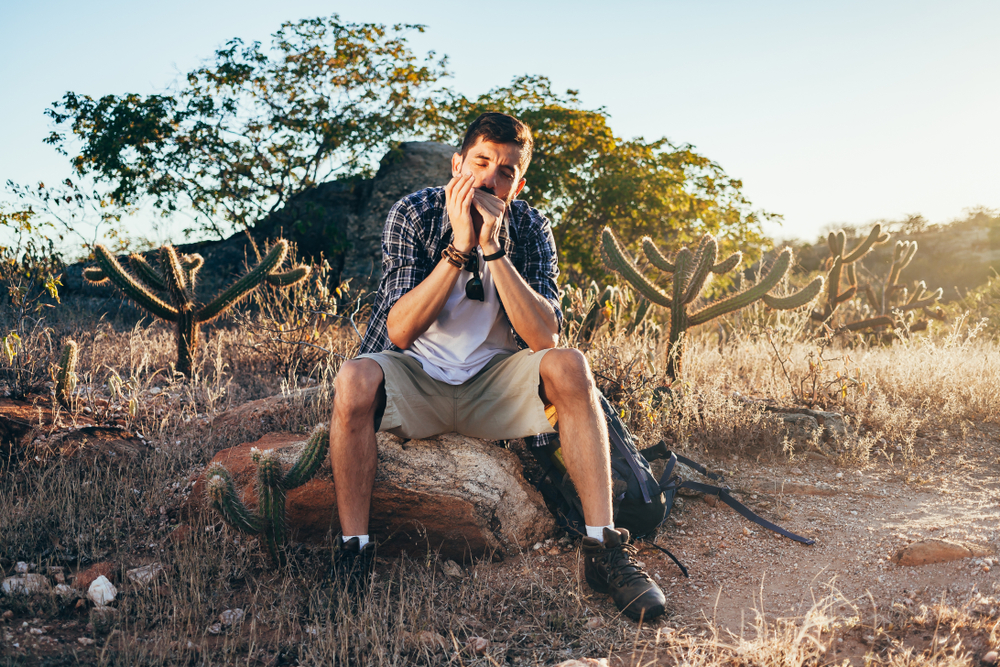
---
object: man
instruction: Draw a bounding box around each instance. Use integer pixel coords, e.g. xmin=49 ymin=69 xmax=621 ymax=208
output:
xmin=329 ymin=112 xmax=666 ymax=621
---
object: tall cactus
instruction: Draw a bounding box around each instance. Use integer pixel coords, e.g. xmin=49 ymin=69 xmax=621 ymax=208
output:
xmin=601 ymin=228 xmax=823 ymax=379
xmin=206 ymin=425 xmax=329 ymax=566
xmin=84 ymin=240 xmax=309 ymax=376
xmin=55 ymin=340 xmax=78 ymax=409
xmin=811 ymin=224 xmax=889 ymax=326
xmin=855 ymin=240 xmax=942 ymax=332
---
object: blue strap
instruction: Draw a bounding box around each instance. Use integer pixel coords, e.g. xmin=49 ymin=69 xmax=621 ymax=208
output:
xmin=679 ymin=481 xmax=815 ymax=545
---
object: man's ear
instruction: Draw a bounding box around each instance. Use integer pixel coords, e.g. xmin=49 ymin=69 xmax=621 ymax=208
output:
xmin=451 ymin=152 xmax=463 ymax=178
xmin=514 ymin=178 xmax=526 ymax=198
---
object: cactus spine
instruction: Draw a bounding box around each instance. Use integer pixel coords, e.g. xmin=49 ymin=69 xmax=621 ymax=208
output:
xmin=601 ymin=228 xmax=823 ymax=379
xmin=84 ymin=240 xmax=310 ymax=377
xmin=206 ymin=425 xmax=329 ymax=566
xmin=55 ymin=340 xmax=78 ymax=409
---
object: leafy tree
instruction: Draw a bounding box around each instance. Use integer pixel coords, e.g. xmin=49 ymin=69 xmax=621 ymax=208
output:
xmin=44 ymin=16 xmax=447 ymax=239
xmin=429 ymin=76 xmax=774 ymax=283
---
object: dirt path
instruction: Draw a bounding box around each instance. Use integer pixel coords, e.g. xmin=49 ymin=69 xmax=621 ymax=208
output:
xmin=636 ymin=445 xmax=1000 ymax=632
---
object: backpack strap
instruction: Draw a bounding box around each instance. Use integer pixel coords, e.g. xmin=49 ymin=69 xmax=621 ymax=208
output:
xmin=639 ymin=538 xmax=689 ymax=578
xmin=599 ymin=394 xmax=651 ymax=504
xmin=678 ymin=480 xmax=816 ymax=545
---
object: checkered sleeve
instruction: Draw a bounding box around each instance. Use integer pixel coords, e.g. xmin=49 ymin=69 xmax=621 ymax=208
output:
xmin=518 ymin=206 xmax=564 ymax=341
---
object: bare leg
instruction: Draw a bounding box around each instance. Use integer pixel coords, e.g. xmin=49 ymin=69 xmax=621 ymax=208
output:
xmin=330 ymin=358 xmax=386 ymax=536
xmin=538 ymin=349 xmax=612 ymax=526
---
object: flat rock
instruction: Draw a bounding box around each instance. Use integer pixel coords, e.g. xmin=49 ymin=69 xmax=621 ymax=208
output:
xmin=190 ymin=431 xmax=556 ymax=561
xmin=891 ymin=539 xmax=994 ymax=567
xmin=208 ymin=387 xmax=325 ymax=449
xmin=2 ymin=574 xmax=51 ymax=596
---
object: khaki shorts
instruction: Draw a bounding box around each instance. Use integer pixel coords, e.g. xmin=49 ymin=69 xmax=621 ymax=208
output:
xmin=358 ymin=348 xmax=558 ymax=441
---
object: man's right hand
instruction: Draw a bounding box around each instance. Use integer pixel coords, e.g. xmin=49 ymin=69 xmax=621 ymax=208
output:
xmin=444 ymin=173 xmax=478 ymax=253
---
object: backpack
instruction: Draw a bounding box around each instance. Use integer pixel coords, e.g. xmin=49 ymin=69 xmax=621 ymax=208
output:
xmin=528 ymin=392 xmax=814 ymax=576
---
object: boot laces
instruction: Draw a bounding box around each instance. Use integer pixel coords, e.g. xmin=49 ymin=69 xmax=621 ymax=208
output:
xmin=605 ymin=541 xmax=652 ymax=587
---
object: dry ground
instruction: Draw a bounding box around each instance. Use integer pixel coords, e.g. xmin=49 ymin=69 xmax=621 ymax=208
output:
xmin=2 ymin=304 xmax=999 ymax=665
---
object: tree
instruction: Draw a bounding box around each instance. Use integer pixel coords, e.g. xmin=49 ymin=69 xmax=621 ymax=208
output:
xmin=429 ymin=76 xmax=774 ymax=283
xmin=44 ymin=16 xmax=447 ymax=240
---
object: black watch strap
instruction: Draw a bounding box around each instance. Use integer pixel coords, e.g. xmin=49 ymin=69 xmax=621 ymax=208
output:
xmin=483 ymin=247 xmax=506 ymax=262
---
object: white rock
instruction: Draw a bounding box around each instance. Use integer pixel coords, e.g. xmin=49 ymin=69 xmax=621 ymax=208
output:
xmin=14 ymin=562 xmax=30 ymax=574
xmin=207 ymin=622 xmax=223 ymax=635
xmin=219 ymin=608 xmax=244 ymax=626
xmin=55 ymin=584 xmax=77 ymax=599
xmin=149 ymin=387 xmax=161 ymax=395
xmin=126 ymin=563 xmax=164 ymax=586
xmin=87 ymin=576 xmax=117 ymax=606
xmin=77 ymin=637 xmax=95 ymax=646
xmin=2 ymin=574 xmax=51 ymax=595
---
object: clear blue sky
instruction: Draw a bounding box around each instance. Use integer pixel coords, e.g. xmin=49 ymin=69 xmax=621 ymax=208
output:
xmin=1 ymin=0 xmax=998 ymax=244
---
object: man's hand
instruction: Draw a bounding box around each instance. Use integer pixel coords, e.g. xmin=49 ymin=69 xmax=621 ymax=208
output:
xmin=473 ymin=189 xmax=505 ymax=255
xmin=444 ymin=174 xmax=478 ymax=253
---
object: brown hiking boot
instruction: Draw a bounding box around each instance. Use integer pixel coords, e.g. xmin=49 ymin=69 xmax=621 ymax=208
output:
xmin=325 ymin=537 xmax=376 ymax=589
xmin=582 ymin=527 xmax=666 ymax=621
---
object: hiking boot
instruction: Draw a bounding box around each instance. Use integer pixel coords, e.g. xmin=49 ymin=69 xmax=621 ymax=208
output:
xmin=326 ymin=537 xmax=376 ymax=589
xmin=582 ymin=527 xmax=666 ymax=622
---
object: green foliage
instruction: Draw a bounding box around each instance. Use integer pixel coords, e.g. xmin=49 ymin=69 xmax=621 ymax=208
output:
xmin=206 ymin=425 xmax=330 ymax=566
xmin=560 ymin=282 xmax=655 ymax=347
xmin=84 ymin=239 xmax=310 ymax=377
xmin=601 ymin=227 xmax=822 ymax=378
xmin=55 ymin=340 xmax=78 ymax=409
xmin=429 ymin=75 xmax=774 ymax=283
xmin=45 ymin=16 xmax=447 ymax=239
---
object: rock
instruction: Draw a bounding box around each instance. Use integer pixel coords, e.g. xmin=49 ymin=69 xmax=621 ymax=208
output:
xmin=208 ymin=622 xmax=223 ymax=635
xmin=14 ymin=562 xmax=30 ymax=574
xmin=403 ymin=630 xmax=448 ymax=652
xmin=769 ymin=408 xmax=848 ymax=444
xmin=2 ymin=610 xmax=13 ymax=620
xmin=77 ymin=637 xmax=95 ymax=646
xmin=440 ymin=561 xmax=464 ymax=578
xmin=584 ymin=617 xmax=603 ymax=630
xmin=126 ymin=563 xmax=164 ymax=586
xmin=555 ymin=659 xmax=610 ymax=667
xmin=891 ymin=539 xmax=994 ymax=567
xmin=982 ymin=651 xmax=998 ymax=666
xmin=467 ymin=636 xmax=489 ymax=655
xmin=189 ymin=431 xmax=555 ymax=561
xmin=219 ymin=608 xmax=244 ymax=626
xmin=89 ymin=605 xmax=117 ymax=634
xmin=54 ymin=584 xmax=77 ymax=600
xmin=2 ymin=574 xmax=51 ymax=596
xmin=776 ymin=414 xmax=822 ymax=445
xmin=208 ymin=387 xmax=325 ymax=449
xmin=87 ymin=576 xmax=117 ymax=606
xmin=75 ymin=563 xmax=115 ymax=590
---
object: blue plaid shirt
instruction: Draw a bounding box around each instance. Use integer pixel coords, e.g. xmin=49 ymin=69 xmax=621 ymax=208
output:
xmin=358 ymin=186 xmax=562 ymax=446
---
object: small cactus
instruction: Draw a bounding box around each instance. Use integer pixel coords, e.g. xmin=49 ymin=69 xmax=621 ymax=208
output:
xmin=601 ymin=228 xmax=823 ymax=378
xmin=206 ymin=425 xmax=329 ymax=566
xmin=85 ymin=240 xmax=309 ymax=377
xmin=55 ymin=340 xmax=78 ymax=409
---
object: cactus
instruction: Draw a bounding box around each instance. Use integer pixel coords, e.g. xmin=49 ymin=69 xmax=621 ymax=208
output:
xmin=55 ymin=340 xmax=78 ymax=409
xmin=84 ymin=240 xmax=310 ymax=377
xmin=811 ymin=224 xmax=890 ymax=326
xmin=206 ymin=425 xmax=329 ymax=566
xmin=854 ymin=240 xmax=942 ymax=333
xmin=601 ymin=228 xmax=823 ymax=379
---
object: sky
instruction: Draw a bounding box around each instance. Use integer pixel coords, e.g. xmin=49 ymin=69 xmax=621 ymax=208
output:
xmin=1 ymin=0 xmax=998 ymax=246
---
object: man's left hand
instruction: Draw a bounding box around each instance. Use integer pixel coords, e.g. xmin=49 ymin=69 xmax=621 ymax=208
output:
xmin=472 ymin=189 xmax=505 ymax=255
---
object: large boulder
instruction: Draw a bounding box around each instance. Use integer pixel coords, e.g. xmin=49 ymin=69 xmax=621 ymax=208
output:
xmin=190 ymin=430 xmax=556 ymax=561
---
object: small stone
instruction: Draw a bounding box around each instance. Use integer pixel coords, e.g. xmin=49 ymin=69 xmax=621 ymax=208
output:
xmin=584 ymin=617 xmax=603 ymax=630
xmin=207 ymin=622 xmax=223 ymax=635
xmin=468 ymin=636 xmax=489 ymax=655
xmin=14 ymin=562 xmax=30 ymax=574
xmin=77 ymin=637 xmax=95 ymax=646
xmin=149 ymin=387 xmax=161 ymax=395
xmin=126 ymin=563 xmax=164 ymax=586
xmin=2 ymin=610 xmax=13 ymax=620
xmin=742 ymin=527 xmax=751 ymax=537
xmin=219 ymin=608 xmax=244 ymax=626
xmin=533 ymin=542 xmax=543 ymax=551
xmin=836 ymin=472 xmax=844 ymax=479
xmin=555 ymin=659 xmax=610 ymax=667
xmin=88 ymin=606 xmax=117 ymax=634
xmin=54 ymin=584 xmax=77 ymax=600
xmin=87 ymin=576 xmax=117 ymax=606
xmin=982 ymin=651 xmax=998 ymax=667
xmin=2 ymin=574 xmax=51 ymax=596
xmin=441 ymin=560 xmax=463 ymax=578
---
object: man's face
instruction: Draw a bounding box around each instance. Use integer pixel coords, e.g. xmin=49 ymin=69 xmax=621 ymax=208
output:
xmin=451 ymin=138 xmax=527 ymax=205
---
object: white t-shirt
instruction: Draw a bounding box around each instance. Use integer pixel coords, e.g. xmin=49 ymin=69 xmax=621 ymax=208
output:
xmin=404 ymin=248 xmax=518 ymax=384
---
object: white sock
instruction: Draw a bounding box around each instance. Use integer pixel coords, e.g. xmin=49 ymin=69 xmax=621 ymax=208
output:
xmin=343 ymin=534 xmax=369 ymax=549
xmin=585 ymin=524 xmax=615 ymax=543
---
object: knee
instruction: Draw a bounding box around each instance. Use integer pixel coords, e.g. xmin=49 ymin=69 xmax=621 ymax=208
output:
xmin=542 ymin=349 xmax=594 ymax=397
xmin=333 ymin=359 xmax=383 ymax=415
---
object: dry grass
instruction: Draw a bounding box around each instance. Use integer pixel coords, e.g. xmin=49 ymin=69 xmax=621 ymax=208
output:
xmin=2 ymin=289 xmax=999 ymax=664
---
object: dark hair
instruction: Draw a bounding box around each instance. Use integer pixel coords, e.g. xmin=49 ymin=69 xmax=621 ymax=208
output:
xmin=460 ymin=112 xmax=533 ymax=176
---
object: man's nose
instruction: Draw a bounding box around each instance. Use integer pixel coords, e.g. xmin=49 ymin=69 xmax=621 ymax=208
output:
xmin=479 ymin=166 xmax=499 ymax=190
